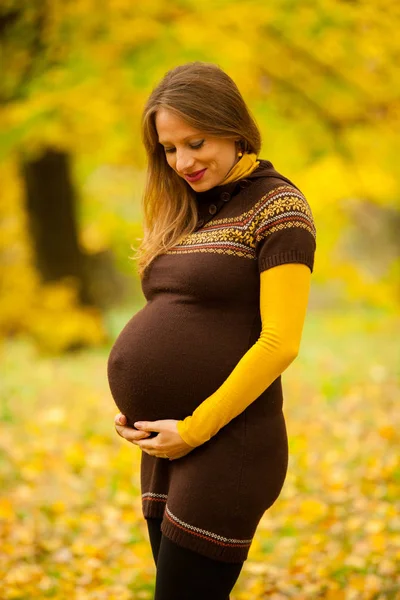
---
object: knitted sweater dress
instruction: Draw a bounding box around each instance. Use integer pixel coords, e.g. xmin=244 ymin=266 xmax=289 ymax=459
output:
xmin=107 ymin=159 xmax=317 ymax=563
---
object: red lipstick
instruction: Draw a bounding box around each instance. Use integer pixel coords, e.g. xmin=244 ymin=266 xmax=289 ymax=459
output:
xmin=185 ymin=168 xmax=207 ymax=183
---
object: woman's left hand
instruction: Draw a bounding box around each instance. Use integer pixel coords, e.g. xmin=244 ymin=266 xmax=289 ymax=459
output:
xmin=114 ymin=414 xmax=196 ymax=460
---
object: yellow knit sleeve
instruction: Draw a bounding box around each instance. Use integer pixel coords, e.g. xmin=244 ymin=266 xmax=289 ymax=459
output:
xmin=176 ymin=262 xmax=312 ymax=447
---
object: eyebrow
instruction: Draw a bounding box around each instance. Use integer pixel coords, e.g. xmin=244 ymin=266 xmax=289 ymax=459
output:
xmin=158 ymin=134 xmax=203 ymax=145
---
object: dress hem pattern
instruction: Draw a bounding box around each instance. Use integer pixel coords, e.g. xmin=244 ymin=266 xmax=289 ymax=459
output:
xmin=142 ymin=494 xmax=253 ymax=563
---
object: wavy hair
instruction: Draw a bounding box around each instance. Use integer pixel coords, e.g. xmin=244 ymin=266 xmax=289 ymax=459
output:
xmin=132 ymin=61 xmax=262 ymax=278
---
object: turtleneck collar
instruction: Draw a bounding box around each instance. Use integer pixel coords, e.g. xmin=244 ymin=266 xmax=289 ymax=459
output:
xmin=192 ymin=158 xmax=302 ymax=230
xmin=219 ymin=152 xmax=260 ymax=185
xmin=195 ymin=152 xmax=260 ymax=204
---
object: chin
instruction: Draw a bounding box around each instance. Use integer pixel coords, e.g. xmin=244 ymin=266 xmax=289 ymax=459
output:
xmin=191 ymin=176 xmax=218 ymax=192
xmin=191 ymin=182 xmax=212 ymax=191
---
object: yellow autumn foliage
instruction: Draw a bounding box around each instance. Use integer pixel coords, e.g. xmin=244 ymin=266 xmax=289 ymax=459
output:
xmin=1 ymin=0 xmax=400 ymax=352
xmin=1 ymin=308 xmax=398 ymax=598
xmin=0 ymin=159 xmax=107 ymax=352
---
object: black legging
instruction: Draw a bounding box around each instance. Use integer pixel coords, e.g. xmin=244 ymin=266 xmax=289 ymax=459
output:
xmin=146 ymin=517 xmax=244 ymax=600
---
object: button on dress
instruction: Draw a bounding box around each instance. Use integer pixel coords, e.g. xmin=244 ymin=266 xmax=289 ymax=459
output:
xmin=107 ymin=159 xmax=317 ymax=563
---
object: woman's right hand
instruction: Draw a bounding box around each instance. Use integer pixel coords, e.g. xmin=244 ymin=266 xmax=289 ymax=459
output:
xmin=114 ymin=413 xmax=151 ymax=444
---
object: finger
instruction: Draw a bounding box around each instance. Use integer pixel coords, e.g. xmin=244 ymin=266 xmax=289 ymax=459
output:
xmin=114 ymin=424 xmax=130 ymax=437
xmin=134 ymin=420 xmax=162 ymax=432
xmin=131 ymin=432 xmax=151 ymax=440
xmin=115 ymin=425 xmax=150 ymax=441
xmin=136 ymin=439 xmax=160 ymax=451
xmin=114 ymin=423 xmax=133 ymax=435
xmin=115 ymin=413 xmax=127 ymax=426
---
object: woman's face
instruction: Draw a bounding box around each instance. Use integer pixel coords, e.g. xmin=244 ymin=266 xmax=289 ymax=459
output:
xmin=155 ymin=108 xmax=240 ymax=192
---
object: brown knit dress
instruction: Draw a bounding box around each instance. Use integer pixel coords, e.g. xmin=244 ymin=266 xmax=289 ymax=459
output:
xmin=107 ymin=159 xmax=317 ymax=563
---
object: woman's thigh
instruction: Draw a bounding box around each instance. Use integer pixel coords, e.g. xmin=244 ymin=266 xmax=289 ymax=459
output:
xmin=154 ymin=533 xmax=244 ymax=600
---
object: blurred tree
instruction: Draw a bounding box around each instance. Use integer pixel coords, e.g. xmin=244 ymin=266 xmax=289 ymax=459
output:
xmin=0 ymin=1 xmax=123 ymax=313
xmin=0 ymin=0 xmax=399 ymax=351
xmin=20 ymin=148 xmax=93 ymax=305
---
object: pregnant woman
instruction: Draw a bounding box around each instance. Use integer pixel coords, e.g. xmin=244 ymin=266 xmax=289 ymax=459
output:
xmin=107 ymin=61 xmax=316 ymax=600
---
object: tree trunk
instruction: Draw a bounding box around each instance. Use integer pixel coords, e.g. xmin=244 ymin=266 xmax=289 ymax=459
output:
xmin=21 ymin=147 xmax=93 ymax=305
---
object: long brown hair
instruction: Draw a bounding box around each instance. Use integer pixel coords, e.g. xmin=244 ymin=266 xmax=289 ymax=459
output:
xmin=132 ymin=61 xmax=262 ymax=278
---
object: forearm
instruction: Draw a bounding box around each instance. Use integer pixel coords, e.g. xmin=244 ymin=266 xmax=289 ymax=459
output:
xmin=177 ymin=262 xmax=312 ymax=447
xmin=177 ymin=336 xmax=296 ymax=447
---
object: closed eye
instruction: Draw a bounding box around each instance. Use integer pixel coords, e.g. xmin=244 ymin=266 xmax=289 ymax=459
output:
xmin=191 ymin=140 xmax=204 ymax=150
xmin=164 ymin=140 xmax=204 ymax=154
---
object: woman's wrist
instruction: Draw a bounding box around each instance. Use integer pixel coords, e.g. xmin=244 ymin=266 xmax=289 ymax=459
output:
xmin=177 ymin=418 xmax=200 ymax=448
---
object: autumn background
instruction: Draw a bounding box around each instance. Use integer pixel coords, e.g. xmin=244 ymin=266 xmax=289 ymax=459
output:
xmin=1 ymin=0 xmax=399 ymax=598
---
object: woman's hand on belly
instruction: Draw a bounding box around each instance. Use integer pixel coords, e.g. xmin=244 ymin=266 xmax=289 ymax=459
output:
xmin=114 ymin=414 xmax=195 ymax=460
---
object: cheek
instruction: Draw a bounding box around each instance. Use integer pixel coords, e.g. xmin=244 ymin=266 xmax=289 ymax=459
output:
xmin=204 ymin=152 xmax=220 ymax=170
xmin=165 ymin=154 xmax=175 ymax=169
xmin=206 ymin=145 xmax=235 ymax=170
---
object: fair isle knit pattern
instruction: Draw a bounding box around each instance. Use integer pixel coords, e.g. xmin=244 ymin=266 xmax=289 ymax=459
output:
xmin=142 ymin=493 xmax=253 ymax=549
xmin=165 ymin=185 xmax=316 ymax=259
xmin=164 ymin=506 xmax=253 ymax=549
xmin=142 ymin=492 xmax=168 ymax=504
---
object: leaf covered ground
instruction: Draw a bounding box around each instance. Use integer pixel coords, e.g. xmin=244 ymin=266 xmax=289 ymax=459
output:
xmin=0 ymin=308 xmax=399 ymax=599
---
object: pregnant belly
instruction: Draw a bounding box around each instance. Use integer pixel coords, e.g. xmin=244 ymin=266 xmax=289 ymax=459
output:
xmin=107 ymin=302 xmax=245 ymax=427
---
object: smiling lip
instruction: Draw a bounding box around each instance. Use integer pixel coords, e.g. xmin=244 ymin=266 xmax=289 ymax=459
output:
xmin=185 ymin=168 xmax=207 ymax=182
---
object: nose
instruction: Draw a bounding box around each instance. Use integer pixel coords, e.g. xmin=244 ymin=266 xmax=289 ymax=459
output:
xmin=175 ymin=148 xmax=195 ymax=174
